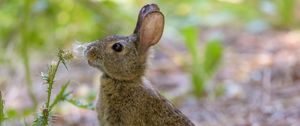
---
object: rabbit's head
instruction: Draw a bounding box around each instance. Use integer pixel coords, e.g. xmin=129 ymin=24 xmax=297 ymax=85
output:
xmin=85 ymin=4 xmax=164 ymax=81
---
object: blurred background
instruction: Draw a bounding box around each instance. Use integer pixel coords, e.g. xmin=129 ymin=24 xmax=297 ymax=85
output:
xmin=0 ymin=0 xmax=300 ymax=125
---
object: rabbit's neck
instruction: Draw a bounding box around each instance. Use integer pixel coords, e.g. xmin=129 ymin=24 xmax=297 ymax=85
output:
xmin=99 ymin=73 xmax=157 ymax=96
xmin=101 ymin=73 xmax=142 ymax=87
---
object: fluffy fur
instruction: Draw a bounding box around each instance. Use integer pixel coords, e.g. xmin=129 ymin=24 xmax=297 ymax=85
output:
xmin=85 ymin=3 xmax=194 ymax=126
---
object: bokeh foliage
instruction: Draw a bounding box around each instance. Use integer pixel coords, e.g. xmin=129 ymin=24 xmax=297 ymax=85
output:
xmin=0 ymin=0 xmax=298 ymax=62
xmin=182 ymin=27 xmax=223 ymax=97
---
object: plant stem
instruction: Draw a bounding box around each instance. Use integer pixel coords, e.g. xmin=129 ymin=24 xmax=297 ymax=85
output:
xmin=45 ymin=60 xmax=61 ymax=109
xmin=0 ymin=91 xmax=5 ymax=125
xmin=21 ymin=0 xmax=38 ymax=108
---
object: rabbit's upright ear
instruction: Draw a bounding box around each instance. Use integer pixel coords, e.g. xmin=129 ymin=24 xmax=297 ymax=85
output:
xmin=138 ymin=11 xmax=164 ymax=54
xmin=134 ymin=4 xmax=160 ymax=34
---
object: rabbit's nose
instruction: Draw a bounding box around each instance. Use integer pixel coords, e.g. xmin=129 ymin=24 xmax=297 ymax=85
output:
xmin=84 ymin=46 xmax=98 ymax=60
xmin=84 ymin=42 xmax=96 ymax=54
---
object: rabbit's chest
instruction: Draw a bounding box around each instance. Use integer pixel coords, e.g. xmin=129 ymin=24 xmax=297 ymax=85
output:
xmin=98 ymin=85 xmax=147 ymax=125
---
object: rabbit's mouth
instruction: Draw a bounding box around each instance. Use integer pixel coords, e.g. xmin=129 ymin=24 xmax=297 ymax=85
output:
xmin=86 ymin=57 xmax=104 ymax=71
xmin=84 ymin=44 xmax=103 ymax=68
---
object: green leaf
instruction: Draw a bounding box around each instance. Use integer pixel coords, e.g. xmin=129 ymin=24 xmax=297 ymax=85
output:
xmin=182 ymin=26 xmax=207 ymax=96
xmin=191 ymin=70 xmax=205 ymax=96
xmin=203 ymin=39 xmax=223 ymax=77
xmin=65 ymin=98 xmax=95 ymax=110
xmin=49 ymin=82 xmax=70 ymax=110
xmin=181 ymin=26 xmax=199 ymax=59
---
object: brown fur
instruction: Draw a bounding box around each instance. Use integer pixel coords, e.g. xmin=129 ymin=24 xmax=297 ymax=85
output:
xmin=85 ymin=4 xmax=194 ymax=126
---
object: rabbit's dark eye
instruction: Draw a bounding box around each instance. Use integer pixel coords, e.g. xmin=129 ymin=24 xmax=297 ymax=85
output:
xmin=112 ymin=43 xmax=123 ymax=52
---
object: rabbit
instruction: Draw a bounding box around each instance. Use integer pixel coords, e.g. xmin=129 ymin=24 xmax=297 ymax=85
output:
xmin=85 ymin=3 xmax=195 ymax=126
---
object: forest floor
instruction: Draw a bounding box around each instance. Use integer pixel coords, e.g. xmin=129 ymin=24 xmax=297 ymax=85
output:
xmin=1 ymin=28 xmax=300 ymax=126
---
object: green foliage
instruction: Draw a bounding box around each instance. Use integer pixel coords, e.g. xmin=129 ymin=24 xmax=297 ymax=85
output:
xmin=6 ymin=109 xmax=17 ymax=119
xmin=65 ymin=98 xmax=95 ymax=110
xmin=0 ymin=91 xmax=5 ymax=125
xmin=274 ymin=0 xmax=297 ymax=28
xmin=33 ymin=50 xmax=72 ymax=126
xmin=49 ymin=82 xmax=70 ymax=110
xmin=21 ymin=0 xmax=38 ymax=109
xmin=182 ymin=27 xmax=204 ymax=96
xmin=182 ymin=26 xmax=223 ymax=97
xmin=204 ymin=39 xmax=223 ymax=77
xmin=0 ymin=0 xmax=298 ymax=61
xmin=182 ymin=27 xmax=199 ymax=58
xmin=216 ymin=1 xmax=261 ymax=21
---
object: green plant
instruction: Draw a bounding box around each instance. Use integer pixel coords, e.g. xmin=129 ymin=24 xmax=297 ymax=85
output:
xmin=203 ymin=39 xmax=223 ymax=77
xmin=33 ymin=49 xmax=95 ymax=126
xmin=182 ymin=26 xmax=223 ymax=97
xmin=64 ymin=98 xmax=95 ymax=110
xmin=33 ymin=50 xmax=72 ymax=126
xmin=20 ymin=0 xmax=38 ymax=109
xmin=274 ymin=0 xmax=297 ymax=28
xmin=0 ymin=91 xmax=6 ymax=125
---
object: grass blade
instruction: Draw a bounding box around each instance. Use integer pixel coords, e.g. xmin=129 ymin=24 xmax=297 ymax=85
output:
xmin=204 ymin=39 xmax=223 ymax=77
